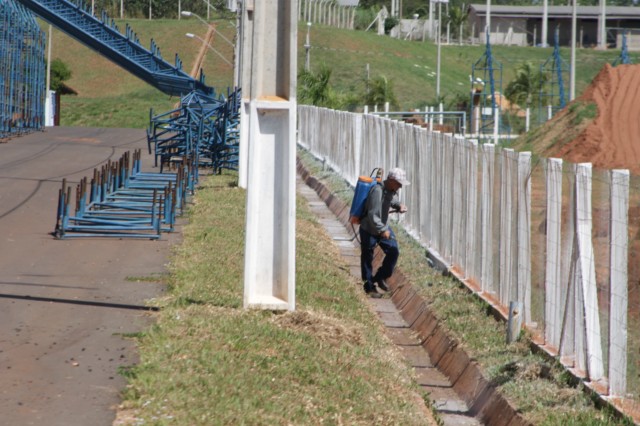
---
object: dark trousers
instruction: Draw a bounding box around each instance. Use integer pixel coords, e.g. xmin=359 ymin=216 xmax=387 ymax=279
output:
xmin=360 ymin=227 xmax=399 ymax=288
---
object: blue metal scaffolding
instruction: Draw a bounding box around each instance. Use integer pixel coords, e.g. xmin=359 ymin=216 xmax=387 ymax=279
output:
xmin=470 ymin=29 xmax=505 ymax=141
xmin=539 ymin=27 xmax=568 ymax=121
xmin=613 ymin=31 xmax=631 ymax=67
xmin=147 ymin=87 xmax=241 ymax=175
xmin=0 ymin=0 xmax=46 ymax=139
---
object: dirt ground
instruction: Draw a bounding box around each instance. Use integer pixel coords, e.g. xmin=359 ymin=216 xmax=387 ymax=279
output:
xmin=0 ymin=127 xmax=177 ymax=426
xmin=548 ymin=63 xmax=640 ymax=174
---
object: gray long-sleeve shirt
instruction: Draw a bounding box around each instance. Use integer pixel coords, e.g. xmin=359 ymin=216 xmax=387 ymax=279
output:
xmin=359 ymin=182 xmax=401 ymax=235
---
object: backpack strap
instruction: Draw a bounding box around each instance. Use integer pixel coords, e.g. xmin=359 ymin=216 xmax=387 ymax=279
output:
xmin=361 ymin=181 xmax=382 ymax=219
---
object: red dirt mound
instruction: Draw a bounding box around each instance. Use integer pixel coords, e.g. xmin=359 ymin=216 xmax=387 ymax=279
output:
xmin=549 ymin=63 xmax=640 ymax=174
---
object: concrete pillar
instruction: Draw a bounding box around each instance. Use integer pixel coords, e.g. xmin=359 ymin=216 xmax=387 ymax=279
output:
xmin=517 ymin=151 xmax=532 ymax=324
xmin=609 ymin=169 xmax=629 ymax=396
xmin=574 ymin=163 xmax=604 ymax=381
xmin=241 ymin=0 xmax=298 ymax=311
xmin=480 ymin=143 xmax=495 ymax=294
xmin=545 ymin=158 xmax=563 ymax=349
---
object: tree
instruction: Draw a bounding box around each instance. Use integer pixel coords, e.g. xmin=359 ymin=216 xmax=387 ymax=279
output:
xmin=50 ymin=59 xmax=72 ymax=92
xmin=363 ymin=75 xmax=399 ymax=110
xmin=446 ymin=6 xmax=468 ymax=43
xmin=505 ymin=61 xmax=547 ymax=108
xmin=298 ymin=65 xmax=333 ymax=107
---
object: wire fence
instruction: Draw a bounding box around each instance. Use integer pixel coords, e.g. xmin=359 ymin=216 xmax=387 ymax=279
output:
xmin=298 ymin=104 xmax=640 ymax=413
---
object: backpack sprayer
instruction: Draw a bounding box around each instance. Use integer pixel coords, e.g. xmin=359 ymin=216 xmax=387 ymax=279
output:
xmin=349 ymin=167 xmax=383 ymax=230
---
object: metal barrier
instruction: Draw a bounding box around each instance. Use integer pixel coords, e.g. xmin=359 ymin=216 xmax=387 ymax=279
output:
xmin=54 ymin=150 xmax=190 ymax=239
xmin=147 ymin=87 xmax=241 ymax=174
xmin=0 ymin=0 xmax=45 ymax=139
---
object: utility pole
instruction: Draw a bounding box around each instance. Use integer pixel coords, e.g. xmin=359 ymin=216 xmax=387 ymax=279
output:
xmin=598 ymin=0 xmax=606 ymax=49
xmin=305 ymin=22 xmax=311 ymax=71
xmin=542 ymin=0 xmax=548 ymax=47
xmin=570 ymin=0 xmax=577 ymax=100
xmin=241 ymin=0 xmax=298 ymax=311
xmin=436 ymin=0 xmax=446 ymax=99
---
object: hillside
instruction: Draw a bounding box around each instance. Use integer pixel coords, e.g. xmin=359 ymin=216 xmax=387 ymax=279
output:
xmin=44 ymin=18 xmax=627 ymax=128
xmin=512 ymin=63 xmax=640 ymax=174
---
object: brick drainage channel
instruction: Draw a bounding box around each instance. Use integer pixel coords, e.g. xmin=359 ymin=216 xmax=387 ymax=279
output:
xmin=297 ymin=160 xmax=530 ymax=426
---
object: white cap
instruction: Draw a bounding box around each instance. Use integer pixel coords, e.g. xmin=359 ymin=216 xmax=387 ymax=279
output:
xmin=388 ymin=168 xmax=410 ymax=186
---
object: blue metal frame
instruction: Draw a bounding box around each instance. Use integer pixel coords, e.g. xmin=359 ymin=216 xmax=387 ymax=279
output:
xmin=612 ymin=31 xmax=631 ymax=67
xmin=539 ymin=27 xmax=568 ymax=120
xmin=0 ymin=0 xmax=46 ymax=139
xmin=470 ymin=29 xmax=506 ymax=141
xmin=54 ymin=149 xmax=191 ymax=239
xmin=147 ymin=87 xmax=241 ymax=175
xmin=14 ymin=0 xmax=213 ymax=96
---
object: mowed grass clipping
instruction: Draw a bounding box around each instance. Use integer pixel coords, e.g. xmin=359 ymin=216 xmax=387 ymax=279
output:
xmin=117 ymin=172 xmax=435 ymax=425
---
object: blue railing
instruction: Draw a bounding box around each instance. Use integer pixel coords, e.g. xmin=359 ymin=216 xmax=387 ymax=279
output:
xmin=14 ymin=0 xmax=213 ymax=96
xmin=0 ymin=0 xmax=46 ymax=139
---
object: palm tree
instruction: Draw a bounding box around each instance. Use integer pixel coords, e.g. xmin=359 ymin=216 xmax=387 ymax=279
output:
xmin=505 ymin=61 xmax=547 ymax=108
xmin=298 ymin=65 xmax=333 ymax=107
xmin=446 ymin=6 xmax=468 ymax=44
xmin=363 ymin=75 xmax=400 ymax=110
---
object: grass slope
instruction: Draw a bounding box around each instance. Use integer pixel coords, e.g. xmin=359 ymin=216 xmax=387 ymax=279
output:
xmin=116 ymin=172 xmax=437 ymax=425
xmin=45 ymin=18 xmax=236 ymax=128
xmin=46 ymin=17 xmax=629 ymax=128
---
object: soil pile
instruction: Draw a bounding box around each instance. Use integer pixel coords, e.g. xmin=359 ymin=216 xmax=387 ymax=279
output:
xmin=548 ymin=63 xmax=640 ymax=174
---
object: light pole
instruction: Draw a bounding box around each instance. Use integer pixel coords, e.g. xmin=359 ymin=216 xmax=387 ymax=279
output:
xmin=182 ymin=11 xmax=235 ymax=48
xmin=304 ymin=22 xmax=311 ymax=71
xmin=570 ymin=0 xmax=576 ymax=100
xmin=436 ymin=0 xmax=444 ymax=99
xmin=185 ymin=33 xmax=233 ymax=66
xmin=542 ymin=0 xmax=548 ymax=47
xmin=411 ymin=13 xmax=418 ymax=41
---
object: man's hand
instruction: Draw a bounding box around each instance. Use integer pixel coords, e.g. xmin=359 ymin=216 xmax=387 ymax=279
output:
xmin=391 ymin=204 xmax=408 ymax=214
xmin=380 ymin=230 xmax=391 ymax=239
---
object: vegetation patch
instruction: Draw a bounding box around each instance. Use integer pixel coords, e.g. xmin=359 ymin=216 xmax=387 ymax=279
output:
xmin=571 ymin=101 xmax=598 ymax=126
xmin=117 ymin=170 xmax=435 ymax=425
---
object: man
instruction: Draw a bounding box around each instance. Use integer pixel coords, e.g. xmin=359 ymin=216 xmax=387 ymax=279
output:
xmin=359 ymin=167 xmax=409 ymax=298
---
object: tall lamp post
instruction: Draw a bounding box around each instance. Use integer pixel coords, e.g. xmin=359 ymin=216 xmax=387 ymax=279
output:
xmin=185 ymin=32 xmax=233 ymax=67
xmin=570 ymin=0 xmax=577 ymax=100
xmin=435 ymin=0 xmax=447 ymax=99
xmin=304 ymin=22 xmax=311 ymax=71
xmin=182 ymin=11 xmax=235 ymax=49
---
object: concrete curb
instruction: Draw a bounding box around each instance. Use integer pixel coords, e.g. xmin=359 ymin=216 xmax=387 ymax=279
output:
xmin=297 ymin=158 xmax=531 ymax=426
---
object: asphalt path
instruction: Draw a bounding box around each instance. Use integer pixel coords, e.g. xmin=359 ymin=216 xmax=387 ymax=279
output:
xmin=0 ymin=127 xmax=177 ymax=425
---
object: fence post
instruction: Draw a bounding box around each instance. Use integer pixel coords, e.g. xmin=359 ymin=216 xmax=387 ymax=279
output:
xmin=442 ymin=133 xmax=454 ymax=262
xmin=354 ymin=113 xmax=363 ymax=184
xmin=574 ymin=163 xmax=604 ymax=381
xmin=499 ymin=149 xmax=516 ymax=306
xmin=481 ymin=143 xmax=496 ymax=294
xmin=545 ymin=158 xmax=563 ymax=350
xmin=465 ymin=139 xmax=479 ymax=282
xmin=507 ymin=301 xmax=523 ymax=343
xmin=452 ymin=137 xmax=465 ymax=267
xmin=609 ymin=169 xmax=629 ymax=396
xmin=517 ymin=152 xmax=532 ymax=325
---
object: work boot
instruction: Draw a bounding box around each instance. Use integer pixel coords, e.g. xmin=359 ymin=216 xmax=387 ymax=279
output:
xmin=376 ymin=278 xmax=390 ymax=292
xmin=363 ymin=283 xmax=382 ymax=299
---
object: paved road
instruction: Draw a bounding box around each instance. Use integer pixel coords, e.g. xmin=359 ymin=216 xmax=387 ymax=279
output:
xmin=0 ymin=128 xmax=176 ymax=425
